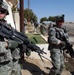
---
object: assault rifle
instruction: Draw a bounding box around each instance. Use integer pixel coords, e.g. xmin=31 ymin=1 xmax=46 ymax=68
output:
xmin=62 ymin=36 xmax=74 ymax=58
xmin=0 ymin=22 xmax=47 ymax=57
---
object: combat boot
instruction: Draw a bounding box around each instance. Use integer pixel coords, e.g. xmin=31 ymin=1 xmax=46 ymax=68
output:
xmin=48 ymin=70 xmax=56 ymax=75
xmin=48 ymin=71 xmax=61 ymax=75
xmin=48 ymin=73 xmax=61 ymax=75
xmin=57 ymin=74 xmax=61 ymax=75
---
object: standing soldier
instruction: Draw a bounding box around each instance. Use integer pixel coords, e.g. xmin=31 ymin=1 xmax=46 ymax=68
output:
xmin=48 ymin=15 xmax=69 ymax=75
xmin=0 ymin=1 xmax=22 ymax=75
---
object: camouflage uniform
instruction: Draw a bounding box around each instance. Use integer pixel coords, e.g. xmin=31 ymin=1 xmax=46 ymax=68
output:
xmin=48 ymin=25 xmax=69 ymax=75
xmin=0 ymin=40 xmax=22 ymax=75
xmin=0 ymin=1 xmax=22 ymax=75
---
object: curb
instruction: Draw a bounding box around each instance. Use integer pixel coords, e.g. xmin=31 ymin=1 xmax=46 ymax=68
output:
xmin=40 ymin=34 xmax=48 ymax=42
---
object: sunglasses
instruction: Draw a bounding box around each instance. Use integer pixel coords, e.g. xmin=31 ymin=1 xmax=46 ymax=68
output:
xmin=0 ymin=10 xmax=7 ymax=14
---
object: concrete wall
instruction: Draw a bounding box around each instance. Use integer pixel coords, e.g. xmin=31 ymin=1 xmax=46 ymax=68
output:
xmin=3 ymin=0 xmax=15 ymax=28
xmin=13 ymin=11 xmax=20 ymax=31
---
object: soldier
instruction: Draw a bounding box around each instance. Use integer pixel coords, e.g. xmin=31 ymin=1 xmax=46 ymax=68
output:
xmin=0 ymin=1 xmax=22 ymax=75
xmin=48 ymin=15 xmax=69 ymax=75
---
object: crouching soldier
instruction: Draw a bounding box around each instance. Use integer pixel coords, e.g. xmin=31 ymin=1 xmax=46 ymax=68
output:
xmin=0 ymin=1 xmax=22 ymax=75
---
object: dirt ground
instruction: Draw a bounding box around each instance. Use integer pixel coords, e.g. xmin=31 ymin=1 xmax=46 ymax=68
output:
xmin=21 ymin=57 xmax=72 ymax=75
xmin=21 ymin=57 xmax=52 ymax=75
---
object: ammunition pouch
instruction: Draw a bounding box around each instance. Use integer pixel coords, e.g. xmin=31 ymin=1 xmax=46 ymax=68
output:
xmin=0 ymin=42 xmax=12 ymax=63
xmin=11 ymin=48 xmax=21 ymax=60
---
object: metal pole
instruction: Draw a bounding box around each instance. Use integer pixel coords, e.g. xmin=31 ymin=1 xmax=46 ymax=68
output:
xmin=19 ymin=0 xmax=24 ymax=63
xmin=28 ymin=0 xmax=30 ymax=23
xmin=20 ymin=0 xmax=24 ymax=32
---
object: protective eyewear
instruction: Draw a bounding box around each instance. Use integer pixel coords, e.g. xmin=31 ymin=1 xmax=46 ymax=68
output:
xmin=0 ymin=10 xmax=7 ymax=14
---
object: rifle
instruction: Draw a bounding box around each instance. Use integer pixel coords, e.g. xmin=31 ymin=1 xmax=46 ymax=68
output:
xmin=0 ymin=22 xmax=47 ymax=58
xmin=62 ymin=36 xmax=74 ymax=58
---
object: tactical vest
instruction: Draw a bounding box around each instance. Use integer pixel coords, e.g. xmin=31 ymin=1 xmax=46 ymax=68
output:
xmin=0 ymin=22 xmax=20 ymax=63
xmin=48 ymin=25 xmax=68 ymax=50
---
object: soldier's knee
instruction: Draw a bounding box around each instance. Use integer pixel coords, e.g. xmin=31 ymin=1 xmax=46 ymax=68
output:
xmin=49 ymin=68 xmax=60 ymax=75
xmin=53 ymin=65 xmax=60 ymax=74
xmin=54 ymin=63 xmax=61 ymax=70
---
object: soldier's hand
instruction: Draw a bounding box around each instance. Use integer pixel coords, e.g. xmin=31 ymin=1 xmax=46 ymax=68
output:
xmin=4 ymin=38 xmax=9 ymax=48
xmin=5 ymin=42 xmax=9 ymax=48
xmin=60 ymin=41 xmax=66 ymax=46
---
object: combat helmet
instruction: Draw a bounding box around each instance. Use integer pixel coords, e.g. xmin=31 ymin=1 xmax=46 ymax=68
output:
xmin=0 ymin=0 xmax=9 ymax=15
xmin=55 ymin=14 xmax=65 ymax=22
